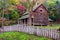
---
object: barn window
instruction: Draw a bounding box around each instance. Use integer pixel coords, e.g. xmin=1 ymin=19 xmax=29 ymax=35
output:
xmin=40 ymin=10 xmax=42 ymax=12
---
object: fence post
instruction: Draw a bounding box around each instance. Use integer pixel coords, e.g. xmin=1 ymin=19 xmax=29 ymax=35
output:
xmin=57 ymin=30 xmax=60 ymax=40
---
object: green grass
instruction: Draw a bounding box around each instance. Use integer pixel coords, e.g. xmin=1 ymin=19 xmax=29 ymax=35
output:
xmin=0 ymin=32 xmax=52 ymax=40
xmin=36 ymin=24 xmax=60 ymax=29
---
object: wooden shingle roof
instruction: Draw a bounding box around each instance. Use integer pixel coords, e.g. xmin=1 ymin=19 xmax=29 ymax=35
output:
xmin=19 ymin=4 xmax=48 ymax=19
xmin=19 ymin=12 xmax=30 ymax=19
xmin=32 ymin=4 xmax=48 ymax=12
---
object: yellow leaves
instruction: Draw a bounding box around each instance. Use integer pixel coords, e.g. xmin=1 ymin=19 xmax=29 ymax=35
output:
xmin=47 ymin=0 xmax=56 ymax=5
xmin=0 ymin=18 xmax=9 ymax=26
xmin=34 ymin=0 xmax=45 ymax=4
xmin=8 ymin=5 xmax=15 ymax=10
xmin=15 ymin=0 xmax=20 ymax=4
xmin=39 ymin=0 xmax=44 ymax=4
xmin=7 ymin=0 xmax=20 ymax=5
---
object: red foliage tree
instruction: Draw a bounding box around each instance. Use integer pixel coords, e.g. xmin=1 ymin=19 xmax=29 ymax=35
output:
xmin=16 ymin=4 xmax=25 ymax=15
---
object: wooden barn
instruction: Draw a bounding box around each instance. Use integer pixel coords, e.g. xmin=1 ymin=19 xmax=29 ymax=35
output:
xmin=18 ymin=4 xmax=49 ymax=26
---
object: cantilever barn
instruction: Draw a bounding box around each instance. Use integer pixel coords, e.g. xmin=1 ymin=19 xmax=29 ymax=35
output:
xmin=18 ymin=4 xmax=49 ymax=26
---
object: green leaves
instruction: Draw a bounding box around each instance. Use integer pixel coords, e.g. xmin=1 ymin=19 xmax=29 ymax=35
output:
xmin=20 ymin=0 xmax=34 ymax=11
xmin=9 ymin=9 xmax=19 ymax=20
xmin=7 ymin=0 xmax=16 ymax=5
xmin=55 ymin=11 xmax=60 ymax=20
xmin=48 ymin=0 xmax=56 ymax=5
xmin=43 ymin=0 xmax=60 ymax=20
xmin=0 ymin=10 xmax=2 ymax=17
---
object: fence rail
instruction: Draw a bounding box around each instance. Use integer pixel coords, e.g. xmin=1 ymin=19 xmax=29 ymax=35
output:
xmin=3 ymin=24 xmax=60 ymax=40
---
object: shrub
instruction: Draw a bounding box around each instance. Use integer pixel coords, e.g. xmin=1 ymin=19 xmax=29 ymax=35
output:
xmin=10 ymin=20 xmax=17 ymax=25
xmin=57 ymin=28 xmax=60 ymax=31
xmin=0 ymin=18 xmax=9 ymax=26
xmin=9 ymin=9 xmax=19 ymax=20
xmin=0 ymin=10 xmax=2 ymax=17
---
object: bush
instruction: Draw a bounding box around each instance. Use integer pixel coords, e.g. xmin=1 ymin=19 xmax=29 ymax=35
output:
xmin=55 ymin=11 xmax=60 ymax=20
xmin=0 ymin=18 xmax=9 ymax=26
xmin=57 ymin=28 xmax=60 ymax=31
xmin=9 ymin=9 xmax=19 ymax=20
xmin=0 ymin=10 xmax=2 ymax=17
xmin=0 ymin=18 xmax=17 ymax=26
xmin=10 ymin=20 xmax=17 ymax=25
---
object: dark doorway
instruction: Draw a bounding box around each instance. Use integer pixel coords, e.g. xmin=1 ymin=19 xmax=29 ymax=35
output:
xmin=25 ymin=18 xmax=28 ymax=24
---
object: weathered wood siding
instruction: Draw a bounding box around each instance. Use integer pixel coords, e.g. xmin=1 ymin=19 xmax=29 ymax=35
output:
xmin=32 ymin=5 xmax=49 ymax=25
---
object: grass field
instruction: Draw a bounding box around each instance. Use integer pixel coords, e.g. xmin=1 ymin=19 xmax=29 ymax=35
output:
xmin=0 ymin=32 xmax=53 ymax=40
xmin=36 ymin=24 xmax=60 ymax=29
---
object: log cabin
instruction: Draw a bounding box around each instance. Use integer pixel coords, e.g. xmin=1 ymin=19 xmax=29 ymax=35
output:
xmin=18 ymin=4 xmax=49 ymax=26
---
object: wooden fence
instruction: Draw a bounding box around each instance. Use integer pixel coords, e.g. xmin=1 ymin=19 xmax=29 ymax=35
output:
xmin=3 ymin=24 xmax=60 ymax=40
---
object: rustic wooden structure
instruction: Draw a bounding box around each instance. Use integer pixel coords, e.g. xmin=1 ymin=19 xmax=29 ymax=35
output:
xmin=18 ymin=4 xmax=49 ymax=26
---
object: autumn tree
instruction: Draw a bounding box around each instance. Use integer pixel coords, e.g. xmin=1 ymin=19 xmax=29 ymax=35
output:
xmin=43 ymin=0 xmax=60 ymax=21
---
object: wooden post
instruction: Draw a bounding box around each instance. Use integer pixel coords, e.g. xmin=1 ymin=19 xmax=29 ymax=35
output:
xmin=18 ymin=19 xmax=19 ymax=25
xmin=30 ymin=18 xmax=31 ymax=26
xmin=24 ymin=19 xmax=26 ymax=26
xmin=29 ymin=18 xmax=31 ymax=26
xmin=26 ymin=19 xmax=28 ymax=26
xmin=32 ymin=18 xmax=34 ymax=26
